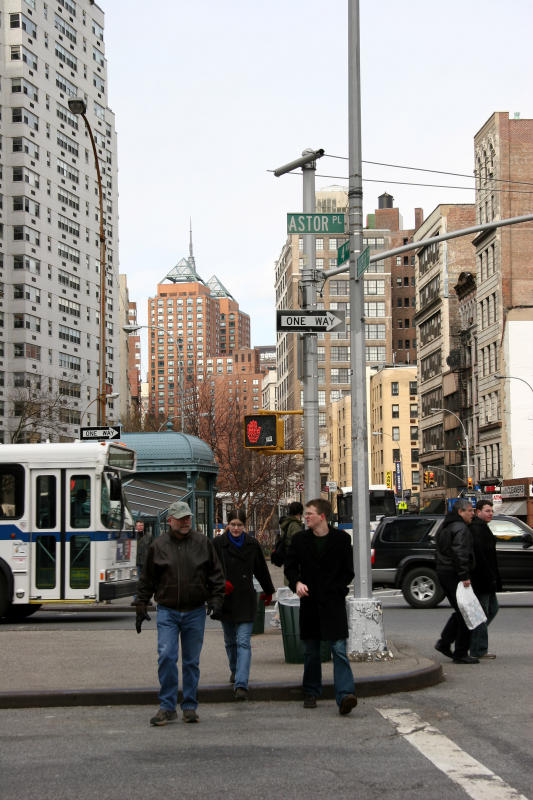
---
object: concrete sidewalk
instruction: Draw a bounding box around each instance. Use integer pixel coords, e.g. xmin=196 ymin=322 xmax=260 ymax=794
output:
xmin=0 ymin=612 xmax=443 ymax=708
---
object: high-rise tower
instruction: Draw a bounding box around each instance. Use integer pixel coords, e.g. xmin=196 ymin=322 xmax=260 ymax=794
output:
xmin=0 ymin=0 xmax=119 ymax=441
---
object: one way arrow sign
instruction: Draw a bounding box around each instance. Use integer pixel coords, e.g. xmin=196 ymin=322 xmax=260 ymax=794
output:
xmin=79 ymin=425 xmax=121 ymax=441
xmin=276 ymin=309 xmax=346 ymax=333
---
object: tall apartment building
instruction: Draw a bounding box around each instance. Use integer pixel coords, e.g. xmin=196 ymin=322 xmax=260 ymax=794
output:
xmin=367 ymin=194 xmax=424 ymax=367
xmin=0 ymin=0 xmax=119 ymax=441
xmin=473 ymin=112 xmax=533 ymax=486
xmin=414 ymin=204 xmax=476 ymax=506
xmin=147 ymin=251 xmax=251 ymax=422
xmin=369 ymin=365 xmax=419 ymax=501
xmin=125 ymin=291 xmax=141 ymax=412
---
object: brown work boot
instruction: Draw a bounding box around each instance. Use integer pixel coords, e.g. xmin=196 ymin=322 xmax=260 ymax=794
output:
xmin=339 ymin=694 xmax=358 ymax=715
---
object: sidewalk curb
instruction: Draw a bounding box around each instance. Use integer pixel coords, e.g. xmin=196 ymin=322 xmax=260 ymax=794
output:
xmin=0 ymin=662 xmax=443 ymax=709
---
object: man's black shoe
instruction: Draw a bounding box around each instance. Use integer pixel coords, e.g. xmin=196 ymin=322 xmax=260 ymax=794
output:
xmin=434 ymin=640 xmax=454 ymax=659
xmin=339 ymin=694 xmax=358 ymax=715
xmin=453 ymin=655 xmax=480 ymax=664
xmin=303 ymin=695 xmax=317 ymax=709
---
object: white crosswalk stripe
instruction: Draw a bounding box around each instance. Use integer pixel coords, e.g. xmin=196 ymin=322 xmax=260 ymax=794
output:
xmin=378 ymin=708 xmax=529 ymax=800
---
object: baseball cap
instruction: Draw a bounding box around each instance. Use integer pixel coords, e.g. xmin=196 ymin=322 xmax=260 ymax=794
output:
xmin=167 ymin=500 xmax=192 ymax=519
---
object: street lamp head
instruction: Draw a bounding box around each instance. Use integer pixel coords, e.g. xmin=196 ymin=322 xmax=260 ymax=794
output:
xmin=107 ymin=391 xmax=119 ymax=400
xmin=123 ymin=324 xmax=142 ymax=334
xmin=430 ymin=407 xmax=440 ymax=413
xmin=68 ymin=98 xmax=87 ymax=115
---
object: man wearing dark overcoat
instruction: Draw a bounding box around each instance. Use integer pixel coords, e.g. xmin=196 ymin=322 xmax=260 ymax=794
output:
xmin=284 ymin=498 xmax=357 ymax=715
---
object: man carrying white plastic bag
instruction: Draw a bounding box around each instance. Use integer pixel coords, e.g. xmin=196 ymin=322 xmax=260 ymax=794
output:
xmin=456 ymin=582 xmax=487 ymax=630
xmin=434 ymin=498 xmax=483 ymax=664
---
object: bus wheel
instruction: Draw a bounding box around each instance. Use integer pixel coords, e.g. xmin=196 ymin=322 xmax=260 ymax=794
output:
xmin=0 ymin=573 xmax=8 ymax=618
xmin=6 ymin=603 xmax=42 ymax=621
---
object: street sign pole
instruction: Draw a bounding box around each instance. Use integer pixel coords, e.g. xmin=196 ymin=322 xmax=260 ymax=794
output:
xmin=346 ymin=0 xmax=388 ymax=659
xmin=301 ymin=150 xmax=321 ymax=501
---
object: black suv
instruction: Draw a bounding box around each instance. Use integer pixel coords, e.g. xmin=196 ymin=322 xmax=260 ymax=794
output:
xmin=371 ymin=514 xmax=533 ymax=608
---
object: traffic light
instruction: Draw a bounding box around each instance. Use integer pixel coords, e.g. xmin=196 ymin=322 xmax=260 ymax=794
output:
xmin=467 ymin=476 xmax=473 ymax=490
xmin=243 ymin=414 xmax=284 ymax=450
xmin=428 ymin=471 xmax=435 ymax=487
xmin=424 ymin=470 xmax=430 ymax=487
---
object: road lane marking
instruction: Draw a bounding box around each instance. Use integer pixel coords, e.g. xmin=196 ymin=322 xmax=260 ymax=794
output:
xmin=378 ymin=708 xmax=529 ymax=800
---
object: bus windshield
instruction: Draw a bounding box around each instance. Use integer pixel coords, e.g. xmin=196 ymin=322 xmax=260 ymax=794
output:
xmin=100 ymin=472 xmax=133 ymax=530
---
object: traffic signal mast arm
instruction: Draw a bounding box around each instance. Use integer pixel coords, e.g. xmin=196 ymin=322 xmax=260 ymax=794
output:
xmin=243 ymin=411 xmax=304 ymax=455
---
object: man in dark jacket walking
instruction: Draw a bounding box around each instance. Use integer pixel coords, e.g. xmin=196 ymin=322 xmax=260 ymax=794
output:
xmin=284 ymin=498 xmax=357 ymax=715
xmin=434 ymin=498 xmax=477 ymax=664
xmin=469 ymin=499 xmax=501 ymax=659
xmin=135 ymin=501 xmax=225 ymax=726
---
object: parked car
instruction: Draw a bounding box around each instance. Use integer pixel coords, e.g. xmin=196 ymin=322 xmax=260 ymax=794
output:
xmin=371 ymin=514 xmax=533 ymax=608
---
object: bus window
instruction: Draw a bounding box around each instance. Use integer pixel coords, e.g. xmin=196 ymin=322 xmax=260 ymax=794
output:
xmin=35 ymin=535 xmax=56 ymax=589
xmin=69 ymin=534 xmax=91 ymax=589
xmin=36 ymin=475 xmax=56 ymax=529
xmin=0 ymin=464 xmax=25 ymax=519
xmin=70 ymin=476 xmax=91 ymax=529
xmin=101 ymin=473 xmax=125 ymax=529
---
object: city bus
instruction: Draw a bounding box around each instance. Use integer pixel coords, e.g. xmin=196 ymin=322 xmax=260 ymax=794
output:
xmin=336 ymin=484 xmax=397 ymax=537
xmin=0 ymin=441 xmax=137 ymax=620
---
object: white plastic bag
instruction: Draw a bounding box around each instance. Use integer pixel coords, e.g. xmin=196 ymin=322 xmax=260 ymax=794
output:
xmin=456 ymin=583 xmax=487 ymax=630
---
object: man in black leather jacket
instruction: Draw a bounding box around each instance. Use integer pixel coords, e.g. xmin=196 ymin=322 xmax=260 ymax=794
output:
xmin=434 ymin=498 xmax=477 ymax=664
xmin=469 ymin=500 xmax=501 ymax=659
xmin=135 ymin=501 xmax=225 ymax=726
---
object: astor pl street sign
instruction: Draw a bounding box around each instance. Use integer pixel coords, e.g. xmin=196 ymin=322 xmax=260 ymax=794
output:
xmin=287 ymin=213 xmax=345 ymax=234
xmin=277 ymin=309 xmax=346 ymax=333
xmin=79 ymin=425 xmax=121 ymax=441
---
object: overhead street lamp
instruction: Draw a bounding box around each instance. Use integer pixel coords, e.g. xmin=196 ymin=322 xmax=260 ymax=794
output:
xmin=495 ymin=374 xmax=533 ymax=394
xmin=80 ymin=391 xmax=119 ymax=425
xmin=123 ymin=324 xmax=185 ymax=430
xmin=430 ymin=407 xmax=472 ymax=487
xmin=68 ymin=98 xmax=108 ymax=426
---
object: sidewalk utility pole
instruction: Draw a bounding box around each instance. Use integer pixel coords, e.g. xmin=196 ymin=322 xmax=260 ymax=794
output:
xmin=274 ymin=148 xmax=325 ymax=500
xmin=346 ymin=0 xmax=388 ymax=658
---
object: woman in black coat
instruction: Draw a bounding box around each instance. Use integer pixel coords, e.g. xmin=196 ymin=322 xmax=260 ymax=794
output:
xmin=213 ymin=509 xmax=275 ymax=700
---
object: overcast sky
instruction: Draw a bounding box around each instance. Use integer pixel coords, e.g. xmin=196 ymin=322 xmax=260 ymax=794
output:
xmin=103 ymin=0 xmax=533 ymax=359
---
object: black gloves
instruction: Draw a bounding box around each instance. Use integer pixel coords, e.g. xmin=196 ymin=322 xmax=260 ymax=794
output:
xmin=207 ymin=603 xmax=223 ymax=621
xmin=135 ymin=605 xmax=151 ymax=634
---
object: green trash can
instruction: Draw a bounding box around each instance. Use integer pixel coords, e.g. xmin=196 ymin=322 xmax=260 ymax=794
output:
xmin=279 ymin=600 xmax=331 ymax=664
xmin=252 ymin=591 xmax=265 ymax=635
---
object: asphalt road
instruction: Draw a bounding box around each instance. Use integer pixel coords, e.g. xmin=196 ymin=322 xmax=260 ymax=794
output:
xmin=1 ymin=594 xmax=532 ymax=800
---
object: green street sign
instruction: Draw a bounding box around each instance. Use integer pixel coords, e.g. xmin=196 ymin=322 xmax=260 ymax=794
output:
xmin=287 ymin=213 xmax=345 ymax=234
xmin=337 ymin=240 xmax=350 ymax=266
xmin=357 ymin=246 xmax=370 ymax=277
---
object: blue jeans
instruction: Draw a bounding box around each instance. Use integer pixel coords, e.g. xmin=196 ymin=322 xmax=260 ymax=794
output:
xmin=469 ymin=592 xmax=499 ymax=657
xmin=303 ymin=639 xmax=355 ymax=707
xmin=156 ymin=604 xmax=206 ymax=711
xmin=222 ymin=621 xmax=254 ymax=689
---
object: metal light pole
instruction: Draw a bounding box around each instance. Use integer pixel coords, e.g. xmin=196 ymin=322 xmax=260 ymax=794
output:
xmin=431 ymin=407 xmax=471 ymax=485
xmin=346 ymin=0 xmax=388 ymax=658
xmin=123 ymin=324 xmax=185 ymax=430
xmin=274 ymin=148 xmax=325 ymax=500
xmin=68 ymin=98 xmax=107 ymax=426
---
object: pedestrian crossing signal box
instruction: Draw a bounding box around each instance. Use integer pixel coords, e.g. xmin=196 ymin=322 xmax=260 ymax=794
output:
xmin=243 ymin=413 xmax=284 ymax=450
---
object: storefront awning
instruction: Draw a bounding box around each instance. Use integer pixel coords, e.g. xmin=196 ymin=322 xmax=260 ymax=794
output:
xmin=499 ymin=500 xmax=527 ymax=516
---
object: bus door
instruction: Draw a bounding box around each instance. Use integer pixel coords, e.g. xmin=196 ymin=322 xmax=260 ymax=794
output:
xmin=30 ymin=468 xmax=62 ymax=601
xmin=65 ymin=471 xmax=96 ymax=600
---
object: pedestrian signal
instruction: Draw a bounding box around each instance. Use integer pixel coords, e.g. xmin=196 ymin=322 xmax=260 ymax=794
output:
xmin=243 ymin=414 xmax=284 ymax=450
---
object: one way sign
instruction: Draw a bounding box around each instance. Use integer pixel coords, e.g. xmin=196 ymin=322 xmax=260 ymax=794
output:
xmin=79 ymin=425 xmax=121 ymax=441
xmin=276 ymin=309 xmax=346 ymax=333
